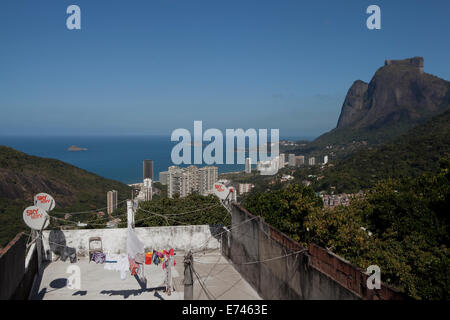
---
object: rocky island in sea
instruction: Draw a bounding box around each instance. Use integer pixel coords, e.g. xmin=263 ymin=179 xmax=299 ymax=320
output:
xmin=67 ymin=145 xmax=88 ymax=152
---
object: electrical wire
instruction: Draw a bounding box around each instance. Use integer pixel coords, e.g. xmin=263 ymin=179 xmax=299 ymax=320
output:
xmin=192 ymin=215 xmax=259 ymax=255
xmin=50 ymin=199 xmax=128 ymax=216
xmin=191 ymin=265 xmax=216 ymax=300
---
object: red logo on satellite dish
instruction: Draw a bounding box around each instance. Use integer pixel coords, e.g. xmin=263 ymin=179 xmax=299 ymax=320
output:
xmin=37 ymin=195 xmax=50 ymax=204
xmin=26 ymin=208 xmax=42 ymax=219
xmin=214 ymin=184 xmax=225 ymax=192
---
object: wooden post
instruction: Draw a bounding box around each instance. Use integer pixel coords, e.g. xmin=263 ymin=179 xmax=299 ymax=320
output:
xmin=183 ymin=251 xmax=194 ymax=300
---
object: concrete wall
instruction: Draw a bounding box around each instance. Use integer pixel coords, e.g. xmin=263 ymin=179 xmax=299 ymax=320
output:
xmin=222 ymin=204 xmax=404 ymax=300
xmin=0 ymin=233 xmax=36 ymax=300
xmin=10 ymin=242 xmax=39 ymax=300
xmin=42 ymin=225 xmax=222 ymax=260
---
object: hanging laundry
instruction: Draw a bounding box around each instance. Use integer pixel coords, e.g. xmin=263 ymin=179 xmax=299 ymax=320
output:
xmin=128 ymin=257 xmax=140 ymax=276
xmin=164 ymin=254 xmax=175 ymax=295
xmin=152 ymin=250 xmax=160 ymax=266
xmin=145 ymin=252 xmax=153 ymax=265
xmin=104 ymin=253 xmax=129 ymax=280
xmin=135 ymin=252 xmax=145 ymax=265
xmin=92 ymin=252 xmax=106 ymax=264
xmin=162 ymin=251 xmax=176 ymax=270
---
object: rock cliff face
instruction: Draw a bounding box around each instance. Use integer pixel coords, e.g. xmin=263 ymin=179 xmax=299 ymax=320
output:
xmin=336 ymin=57 xmax=450 ymax=130
xmin=336 ymin=80 xmax=369 ymax=128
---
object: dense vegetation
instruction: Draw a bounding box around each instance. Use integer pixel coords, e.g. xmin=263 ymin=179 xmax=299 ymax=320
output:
xmin=237 ymin=109 xmax=450 ymax=196
xmin=71 ymin=193 xmax=231 ymax=230
xmin=243 ymin=184 xmax=322 ymax=243
xmin=0 ymin=146 xmax=131 ymax=247
xmin=243 ymin=160 xmax=450 ymax=300
xmin=133 ymin=194 xmax=230 ymax=228
xmin=313 ymin=110 xmax=450 ymax=193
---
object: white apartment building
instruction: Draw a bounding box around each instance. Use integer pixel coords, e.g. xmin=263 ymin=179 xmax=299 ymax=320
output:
xmin=144 ymin=186 xmax=152 ymax=201
xmin=198 ymin=166 xmax=219 ymax=196
xmin=143 ymin=178 xmax=152 ymax=188
xmin=238 ymin=183 xmax=253 ymax=195
xmin=168 ymin=165 xmax=218 ymax=198
xmin=159 ymin=171 xmax=169 ymax=185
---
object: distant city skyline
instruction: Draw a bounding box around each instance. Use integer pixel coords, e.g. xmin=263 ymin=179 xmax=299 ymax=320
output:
xmin=1 ymin=1 xmax=450 ymax=137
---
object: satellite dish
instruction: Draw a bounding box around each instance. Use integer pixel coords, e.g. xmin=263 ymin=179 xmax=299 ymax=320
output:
xmin=34 ymin=193 xmax=56 ymax=212
xmin=213 ymin=183 xmax=230 ymax=200
xmin=23 ymin=206 xmax=50 ymax=230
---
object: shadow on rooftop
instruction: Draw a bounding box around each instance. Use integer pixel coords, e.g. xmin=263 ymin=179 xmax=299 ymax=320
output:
xmin=33 ymin=277 xmax=68 ymax=300
xmin=100 ymin=286 xmax=167 ymax=299
xmin=50 ymin=278 xmax=67 ymax=289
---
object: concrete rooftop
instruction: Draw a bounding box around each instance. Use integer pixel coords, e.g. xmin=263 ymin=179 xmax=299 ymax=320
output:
xmin=32 ymin=249 xmax=261 ymax=300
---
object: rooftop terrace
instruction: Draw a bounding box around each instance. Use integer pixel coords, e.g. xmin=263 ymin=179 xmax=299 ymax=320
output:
xmin=32 ymin=249 xmax=260 ymax=300
xmin=1 ymin=203 xmax=404 ymax=300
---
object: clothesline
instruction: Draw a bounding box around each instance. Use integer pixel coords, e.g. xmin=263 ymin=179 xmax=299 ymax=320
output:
xmin=25 ymin=210 xmax=272 ymax=300
xmin=24 ymin=232 xmax=71 ymax=250
xmin=48 ymin=201 xmax=222 ymax=228
xmin=49 ymin=211 xmax=128 ymax=227
xmin=192 ymin=215 xmax=259 ymax=255
xmin=191 ymin=264 xmax=216 ymax=300
xmin=135 ymin=203 xmax=223 ymax=226
xmin=193 ymin=248 xmax=307 ymax=266
xmin=50 ymin=199 xmax=129 ymax=216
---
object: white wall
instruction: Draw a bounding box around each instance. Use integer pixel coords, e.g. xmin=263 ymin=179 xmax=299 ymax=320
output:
xmin=42 ymin=225 xmax=222 ymax=260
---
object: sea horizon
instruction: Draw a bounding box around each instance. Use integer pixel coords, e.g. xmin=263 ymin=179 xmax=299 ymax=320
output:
xmin=0 ymin=134 xmax=316 ymax=184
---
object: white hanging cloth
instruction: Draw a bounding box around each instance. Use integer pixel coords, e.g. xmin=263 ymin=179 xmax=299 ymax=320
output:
xmin=127 ymin=226 xmax=144 ymax=259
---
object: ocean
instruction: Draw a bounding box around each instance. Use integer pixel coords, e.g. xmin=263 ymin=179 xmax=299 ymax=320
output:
xmin=0 ymin=135 xmax=312 ymax=184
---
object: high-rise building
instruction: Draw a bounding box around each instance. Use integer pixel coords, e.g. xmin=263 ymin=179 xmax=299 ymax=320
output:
xmin=279 ymin=153 xmax=286 ymax=169
xmin=159 ymin=171 xmax=169 ymax=185
xmin=245 ymin=157 xmax=252 ymax=174
xmin=288 ymin=154 xmax=296 ymax=167
xmin=295 ymin=155 xmax=305 ymax=167
xmin=107 ymin=190 xmax=118 ymax=215
xmin=168 ymin=166 xmax=187 ymax=198
xmin=143 ymin=159 xmax=154 ymax=180
xmin=167 ymin=165 xmax=218 ymax=198
xmin=144 ymin=186 xmax=152 ymax=201
xmin=309 ymin=157 xmax=316 ymax=166
xmin=198 ymin=166 xmax=218 ymax=195
xmin=323 ymin=155 xmax=329 ymax=164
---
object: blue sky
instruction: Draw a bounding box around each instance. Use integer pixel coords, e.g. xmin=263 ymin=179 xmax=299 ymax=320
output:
xmin=1 ymin=0 xmax=449 ymax=138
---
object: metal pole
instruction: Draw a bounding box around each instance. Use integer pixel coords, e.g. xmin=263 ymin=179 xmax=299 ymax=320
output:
xmin=165 ymin=255 xmax=173 ymax=295
xmin=35 ymin=231 xmax=43 ymax=273
xmin=183 ymin=251 xmax=194 ymax=300
xmin=36 ymin=215 xmax=48 ymax=274
xmin=127 ymin=200 xmax=135 ymax=229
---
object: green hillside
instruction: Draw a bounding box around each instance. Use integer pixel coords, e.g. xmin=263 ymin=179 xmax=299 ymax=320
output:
xmin=0 ymin=146 xmax=131 ymax=247
xmin=313 ymin=110 xmax=450 ymax=193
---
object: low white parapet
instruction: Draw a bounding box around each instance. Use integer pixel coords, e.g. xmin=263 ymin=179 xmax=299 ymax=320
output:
xmin=41 ymin=225 xmax=222 ymax=260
